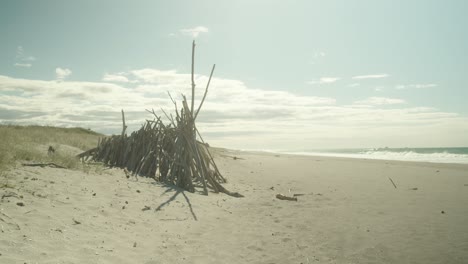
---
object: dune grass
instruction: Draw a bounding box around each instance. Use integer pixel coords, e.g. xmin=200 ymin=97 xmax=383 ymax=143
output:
xmin=0 ymin=125 xmax=103 ymax=173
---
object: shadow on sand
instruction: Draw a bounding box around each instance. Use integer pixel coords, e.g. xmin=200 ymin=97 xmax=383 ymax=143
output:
xmin=155 ymin=184 xmax=198 ymax=221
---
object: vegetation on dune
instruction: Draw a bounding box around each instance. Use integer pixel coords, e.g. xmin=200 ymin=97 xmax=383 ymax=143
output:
xmin=0 ymin=125 xmax=103 ymax=172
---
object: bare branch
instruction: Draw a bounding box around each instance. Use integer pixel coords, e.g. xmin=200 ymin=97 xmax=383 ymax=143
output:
xmin=190 ymin=40 xmax=196 ymax=115
xmin=195 ymin=64 xmax=216 ymax=120
xmin=121 ymin=109 xmax=127 ymax=137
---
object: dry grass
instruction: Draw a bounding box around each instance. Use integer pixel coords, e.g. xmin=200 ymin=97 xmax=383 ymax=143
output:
xmin=0 ymin=125 xmax=102 ymax=172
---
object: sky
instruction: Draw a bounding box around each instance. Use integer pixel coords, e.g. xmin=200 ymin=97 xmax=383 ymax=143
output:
xmin=1 ymin=0 xmax=468 ymax=151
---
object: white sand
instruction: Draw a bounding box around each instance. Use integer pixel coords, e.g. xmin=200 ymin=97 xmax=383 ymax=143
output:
xmin=1 ymin=149 xmax=468 ymax=263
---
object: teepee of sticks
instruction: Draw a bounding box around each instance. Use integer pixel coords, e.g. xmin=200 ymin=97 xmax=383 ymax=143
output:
xmin=78 ymin=41 xmax=242 ymax=197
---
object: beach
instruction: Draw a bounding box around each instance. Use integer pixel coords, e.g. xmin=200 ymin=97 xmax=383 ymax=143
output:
xmin=1 ymin=149 xmax=468 ymax=263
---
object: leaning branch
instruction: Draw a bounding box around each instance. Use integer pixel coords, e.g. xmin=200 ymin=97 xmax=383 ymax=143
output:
xmin=195 ymin=64 xmax=216 ymax=120
xmin=121 ymin=109 xmax=127 ymax=137
xmin=190 ymin=40 xmax=196 ymax=115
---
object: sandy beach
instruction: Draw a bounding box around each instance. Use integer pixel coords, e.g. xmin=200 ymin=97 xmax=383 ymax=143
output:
xmin=1 ymin=148 xmax=468 ymax=263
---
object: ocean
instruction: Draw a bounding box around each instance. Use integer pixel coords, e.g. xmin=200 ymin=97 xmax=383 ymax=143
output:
xmin=279 ymin=147 xmax=468 ymax=164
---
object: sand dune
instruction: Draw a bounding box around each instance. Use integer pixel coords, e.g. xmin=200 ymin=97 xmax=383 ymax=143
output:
xmin=1 ymin=149 xmax=468 ymax=263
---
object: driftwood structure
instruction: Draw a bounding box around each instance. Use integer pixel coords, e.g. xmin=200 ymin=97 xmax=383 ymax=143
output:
xmin=79 ymin=41 xmax=242 ymax=197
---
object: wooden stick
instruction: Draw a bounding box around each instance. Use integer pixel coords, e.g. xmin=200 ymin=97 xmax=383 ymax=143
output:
xmin=195 ymin=127 xmax=225 ymax=182
xmin=121 ymin=109 xmax=127 ymax=137
xmin=194 ymin=64 xmax=216 ymax=120
xmin=388 ymin=177 xmax=397 ymax=189
xmin=190 ymin=40 xmax=196 ymax=115
xmin=22 ymin=163 xmax=66 ymax=169
xmin=166 ymin=91 xmax=180 ymax=120
xmin=190 ymin=137 xmax=209 ymax=195
xmin=276 ymin=194 xmax=297 ymax=201
xmin=161 ymin=108 xmax=176 ymax=127
xmin=76 ymin=147 xmax=97 ymax=159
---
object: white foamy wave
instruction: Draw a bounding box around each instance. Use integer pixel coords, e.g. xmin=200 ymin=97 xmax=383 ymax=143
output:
xmin=280 ymin=150 xmax=468 ymax=164
xmin=358 ymin=150 xmax=468 ymax=164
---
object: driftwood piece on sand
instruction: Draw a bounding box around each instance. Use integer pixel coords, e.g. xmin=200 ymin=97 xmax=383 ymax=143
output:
xmin=76 ymin=147 xmax=97 ymax=160
xmin=276 ymin=194 xmax=298 ymax=201
xmin=388 ymin=177 xmax=397 ymax=189
xmin=22 ymin=163 xmax=66 ymax=169
xmin=0 ymin=211 xmax=21 ymax=230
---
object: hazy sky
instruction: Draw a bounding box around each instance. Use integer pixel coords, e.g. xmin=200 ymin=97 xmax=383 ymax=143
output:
xmin=1 ymin=0 xmax=467 ymax=150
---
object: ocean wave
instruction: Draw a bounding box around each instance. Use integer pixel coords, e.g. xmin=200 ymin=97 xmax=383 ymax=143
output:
xmin=358 ymin=150 xmax=468 ymax=164
xmin=280 ymin=150 xmax=468 ymax=164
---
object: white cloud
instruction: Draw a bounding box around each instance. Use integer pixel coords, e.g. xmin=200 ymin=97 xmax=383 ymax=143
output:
xmin=313 ymin=51 xmax=326 ymax=58
xmin=131 ymin=69 xmax=182 ymax=84
xmin=14 ymin=63 xmax=32 ymax=68
xmin=14 ymin=46 xmax=36 ymax=68
xmin=23 ymin=56 xmax=36 ymax=62
xmin=307 ymin=77 xmax=340 ymax=85
xmin=16 ymin=46 xmax=24 ymax=57
xmin=354 ymin=97 xmax=406 ymax=106
xmin=374 ymin=87 xmax=383 ymax=92
xmin=320 ymin=77 xmax=340 ymax=83
xmin=0 ymin=70 xmax=336 ymax=136
xmin=56 ymin=68 xmax=72 ymax=81
xmin=1 ymin=70 xmax=467 ymax=150
xmin=352 ymin=74 xmax=389 ymax=80
xmin=348 ymin=83 xmax=360 ymax=87
xmin=102 ymin=73 xmax=129 ymax=83
xmin=180 ymin=26 xmax=209 ymax=38
xmin=309 ymin=51 xmax=327 ymax=64
xmin=396 ymin=84 xmax=437 ymax=90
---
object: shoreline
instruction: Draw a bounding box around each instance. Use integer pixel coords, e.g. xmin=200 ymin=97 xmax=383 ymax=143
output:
xmin=217 ymin=148 xmax=468 ymax=176
xmin=226 ymin=147 xmax=468 ymax=166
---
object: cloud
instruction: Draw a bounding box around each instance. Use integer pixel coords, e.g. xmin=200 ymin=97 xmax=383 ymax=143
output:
xmin=131 ymin=69 xmax=182 ymax=84
xmin=14 ymin=46 xmax=37 ymax=68
xmin=14 ymin=63 xmax=32 ymax=68
xmin=320 ymin=77 xmax=340 ymax=84
xmin=307 ymin=77 xmax=340 ymax=85
xmin=309 ymin=51 xmax=327 ymax=64
xmin=102 ymin=73 xmax=129 ymax=83
xmin=374 ymin=87 xmax=383 ymax=92
xmin=0 ymin=70 xmax=335 ymax=136
xmin=180 ymin=26 xmax=209 ymax=38
xmin=352 ymin=74 xmax=389 ymax=80
xmin=313 ymin=51 xmax=326 ymax=58
xmin=354 ymin=97 xmax=406 ymax=106
xmin=1 ymin=70 xmax=467 ymax=150
xmin=16 ymin=46 xmax=24 ymax=57
xmin=23 ymin=56 xmax=36 ymax=62
xmin=396 ymin=84 xmax=437 ymax=90
xmin=56 ymin=68 xmax=72 ymax=81
xmin=348 ymin=83 xmax=360 ymax=87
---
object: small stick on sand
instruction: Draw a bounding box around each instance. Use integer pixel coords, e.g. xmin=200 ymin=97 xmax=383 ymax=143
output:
xmin=388 ymin=177 xmax=397 ymax=189
xmin=22 ymin=163 xmax=66 ymax=169
xmin=276 ymin=194 xmax=298 ymax=201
